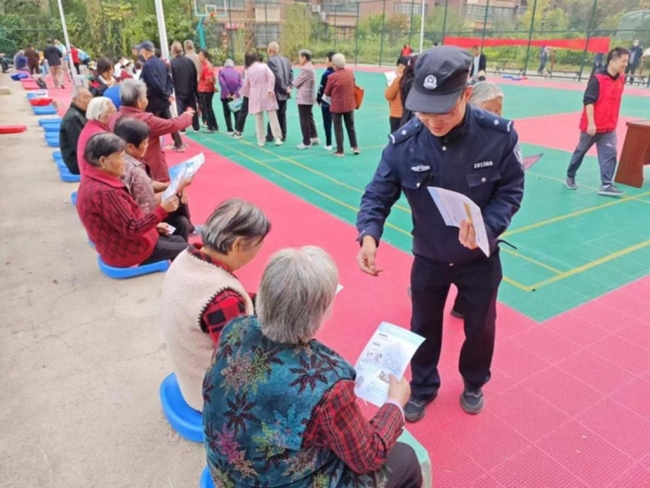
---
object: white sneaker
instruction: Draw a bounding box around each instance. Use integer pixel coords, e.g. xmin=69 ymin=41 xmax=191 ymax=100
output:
xmin=324 ymin=145 xmax=332 ymax=151
xmin=311 ymin=138 xmax=320 ymax=146
xmin=257 ymin=142 xmax=265 ymax=147
xmin=275 ymin=138 xmax=283 ymax=146
xmin=297 ymin=143 xmax=311 ymax=149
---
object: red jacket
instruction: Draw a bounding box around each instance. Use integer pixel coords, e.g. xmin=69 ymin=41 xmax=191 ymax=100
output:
xmin=77 ymin=120 xmax=107 ymax=176
xmin=324 ymin=68 xmax=357 ymax=114
xmin=108 ymin=106 xmax=193 ymax=182
xmin=76 ymin=164 xmax=168 ymax=267
xmin=579 ymin=72 xmax=625 ymax=133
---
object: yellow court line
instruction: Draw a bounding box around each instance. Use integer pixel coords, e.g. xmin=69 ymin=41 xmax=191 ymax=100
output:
xmin=526 ymin=170 xmax=600 ymax=192
xmin=528 ymin=238 xmax=650 ymax=291
xmin=207 ymin=137 xmax=535 ymax=292
xmin=501 ymin=248 xmax=563 ymax=275
xmin=504 ymin=190 xmax=650 ymax=237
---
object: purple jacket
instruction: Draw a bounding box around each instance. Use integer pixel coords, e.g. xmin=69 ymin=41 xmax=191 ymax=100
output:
xmin=218 ymin=66 xmax=242 ymax=100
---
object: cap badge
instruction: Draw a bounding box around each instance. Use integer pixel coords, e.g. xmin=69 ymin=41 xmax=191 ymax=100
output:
xmin=423 ymin=74 xmax=437 ymax=90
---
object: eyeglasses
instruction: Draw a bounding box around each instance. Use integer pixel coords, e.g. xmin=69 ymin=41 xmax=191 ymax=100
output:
xmin=415 ymin=95 xmax=464 ymax=120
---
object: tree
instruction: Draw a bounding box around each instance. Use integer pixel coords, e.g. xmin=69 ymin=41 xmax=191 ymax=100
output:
xmin=281 ymin=3 xmax=312 ymax=60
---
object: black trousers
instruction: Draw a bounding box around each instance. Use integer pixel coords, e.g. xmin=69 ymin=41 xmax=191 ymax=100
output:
xmin=141 ymin=235 xmax=187 ymax=265
xmin=298 ymin=104 xmax=318 ymax=145
xmin=235 ymin=96 xmax=249 ymax=133
xmin=410 ymin=252 xmax=502 ymax=401
xmin=625 ymin=63 xmax=639 ymax=84
xmin=385 ymin=442 xmax=423 ymax=488
xmin=221 ymin=99 xmax=234 ymax=132
xmin=152 ymin=107 xmax=184 ymax=147
xmin=267 ymin=99 xmax=287 ymax=141
xmin=165 ymin=202 xmax=192 ymax=241
xmin=389 ymin=116 xmax=401 ymax=134
xmin=198 ymin=92 xmax=218 ymax=131
xmin=332 ymin=111 xmax=358 ymax=154
xmin=176 ymin=93 xmax=200 ymax=131
xmin=321 ymin=104 xmax=332 ymax=146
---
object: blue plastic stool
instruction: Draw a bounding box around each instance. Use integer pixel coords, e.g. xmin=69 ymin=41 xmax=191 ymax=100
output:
xmin=46 ymin=137 xmax=60 ymax=148
xmin=159 ymin=373 xmax=203 ymax=442
xmin=11 ymin=72 xmax=29 ymax=81
xmin=34 ymin=106 xmax=58 ymax=116
xmin=39 ymin=117 xmax=62 ymax=126
xmin=43 ymin=123 xmax=60 ymax=133
xmin=52 ymin=150 xmax=62 ymax=161
xmin=70 ymin=191 xmax=77 ymax=206
xmin=97 ymin=255 xmax=170 ymax=279
xmin=199 ymin=466 xmax=213 ymax=488
xmin=59 ymin=167 xmax=80 ymax=183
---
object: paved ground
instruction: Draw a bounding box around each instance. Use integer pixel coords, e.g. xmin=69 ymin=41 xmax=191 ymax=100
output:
xmin=0 ymin=73 xmax=202 ymax=487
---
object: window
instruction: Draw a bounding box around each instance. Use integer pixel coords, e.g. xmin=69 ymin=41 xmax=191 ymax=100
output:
xmin=393 ymin=2 xmax=428 ymax=16
xmin=322 ymin=0 xmax=358 ymax=14
xmin=464 ymin=5 xmax=515 ymax=22
xmin=226 ymin=0 xmax=245 ymax=9
xmin=254 ymin=23 xmax=280 ymax=46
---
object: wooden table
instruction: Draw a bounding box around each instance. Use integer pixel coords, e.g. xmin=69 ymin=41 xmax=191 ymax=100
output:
xmin=615 ymin=119 xmax=650 ymax=188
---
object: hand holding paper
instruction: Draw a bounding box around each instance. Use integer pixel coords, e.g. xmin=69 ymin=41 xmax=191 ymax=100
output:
xmin=163 ymin=153 xmax=205 ymax=200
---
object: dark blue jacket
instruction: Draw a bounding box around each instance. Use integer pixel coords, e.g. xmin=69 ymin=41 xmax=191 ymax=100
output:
xmin=316 ymin=67 xmax=334 ymax=108
xmin=140 ymin=56 xmax=173 ymax=113
xmin=357 ymin=105 xmax=525 ymax=265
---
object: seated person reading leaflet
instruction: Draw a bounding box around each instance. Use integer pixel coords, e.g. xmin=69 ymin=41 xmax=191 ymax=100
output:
xmin=202 ymin=246 xmax=423 ymax=487
xmin=160 ymin=199 xmax=270 ymax=412
xmin=113 ymin=117 xmax=196 ymax=241
xmin=76 ymin=133 xmax=187 ymax=267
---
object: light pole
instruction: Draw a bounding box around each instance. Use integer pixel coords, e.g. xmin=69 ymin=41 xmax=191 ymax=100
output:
xmin=154 ymin=0 xmax=170 ymax=61
xmin=55 ymin=0 xmax=76 ymax=79
xmin=419 ymin=0 xmax=426 ymax=52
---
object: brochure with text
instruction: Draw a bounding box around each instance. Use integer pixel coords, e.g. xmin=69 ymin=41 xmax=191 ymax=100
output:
xmin=163 ymin=153 xmax=205 ymax=200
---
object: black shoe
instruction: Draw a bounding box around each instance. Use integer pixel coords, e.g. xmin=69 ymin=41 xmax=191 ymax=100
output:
xmin=460 ymin=385 xmax=484 ymax=415
xmin=450 ymin=309 xmax=464 ymax=319
xmin=404 ymin=394 xmax=437 ymax=423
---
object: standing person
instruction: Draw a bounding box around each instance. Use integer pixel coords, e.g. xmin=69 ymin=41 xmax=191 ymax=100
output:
xmin=626 ymin=39 xmax=643 ymax=85
xmin=218 ymin=59 xmax=242 ymax=134
xmin=324 ymin=53 xmax=359 ymax=157
xmin=265 ymin=41 xmax=292 ymax=142
xmin=537 ymin=47 xmax=548 ymax=75
xmin=242 ymin=54 xmax=283 ymax=147
xmin=399 ymin=55 xmax=418 ymax=126
xmin=232 ymin=52 xmax=256 ymax=139
xmin=197 ymin=49 xmax=219 ymax=133
xmin=401 ymin=44 xmax=413 ymax=57
xmin=565 ymin=47 xmax=629 ymax=197
xmin=316 ymin=51 xmax=335 ymax=151
xmin=137 ymin=40 xmax=185 ymax=151
xmin=170 ymin=41 xmax=199 ymax=132
xmin=70 ymin=45 xmax=80 ymax=74
xmin=183 ymin=40 xmax=202 ymax=80
xmin=386 ymin=56 xmax=409 ymax=133
xmin=24 ymin=46 xmax=39 ymax=75
xmin=59 ymin=87 xmax=93 ymax=175
xmin=293 ymin=49 xmax=319 ymax=149
xmin=44 ymin=39 xmax=63 ymax=88
xmin=469 ymin=45 xmax=487 ymax=84
xmin=356 ymin=46 xmax=525 ymax=421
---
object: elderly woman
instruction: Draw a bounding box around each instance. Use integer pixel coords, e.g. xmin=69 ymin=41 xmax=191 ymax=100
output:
xmin=108 ymin=79 xmax=194 ymax=182
xmin=160 ymin=199 xmax=270 ymax=412
xmin=293 ymin=49 xmax=319 ymax=149
xmin=76 ymin=97 xmax=116 ymax=176
xmin=469 ymin=81 xmax=504 ymax=117
xmin=241 ymin=53 xmax=283 ymax=147
xmin=203 ymin=246 xmax=423 ymax=487
xmin=76 ymin=133 xmax=187 ymax=267
xmin=324 ymin=53 xmax=359 ymax=157
xmin=218 ymin=58 xmax=242 ymax=133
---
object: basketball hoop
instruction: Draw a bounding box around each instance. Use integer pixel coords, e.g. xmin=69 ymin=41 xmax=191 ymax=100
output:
xmin=209 ymin=11 xmax=217 ymax=18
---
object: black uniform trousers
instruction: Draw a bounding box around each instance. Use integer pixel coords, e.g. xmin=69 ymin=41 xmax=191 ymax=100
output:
xmin=151 ymin=107 xmax=184 ymax=148
xmin=298 ymin=104 xmax=318 ymax=146
xmin=267 ymin=99 xmax=287 ymax=141
xmin=176 ymin=93 xmax=200 ymax=131
xmin=409 ymin=251 xmax=502 ymax=401
xmin=321 ymin=104 xmax=333 ymax=147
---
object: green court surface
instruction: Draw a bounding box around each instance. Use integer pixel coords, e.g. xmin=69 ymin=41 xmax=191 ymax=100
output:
xmin=188 ymin=70 xmax=650 ymax=322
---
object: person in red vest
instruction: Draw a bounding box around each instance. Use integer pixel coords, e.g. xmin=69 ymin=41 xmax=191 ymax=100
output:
xmin=565 ymin=47 xmax=629 ymax=197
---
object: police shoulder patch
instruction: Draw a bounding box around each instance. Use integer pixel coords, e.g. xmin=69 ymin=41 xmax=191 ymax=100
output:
xmin=476 ymin=112 xmax=513 ymax=134
xmin=389 ymin=118 xmax=423 ymax=145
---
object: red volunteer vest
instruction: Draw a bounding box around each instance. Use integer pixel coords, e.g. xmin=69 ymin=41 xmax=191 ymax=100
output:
xmin=579 ymin=72 xmax=625 ymax=133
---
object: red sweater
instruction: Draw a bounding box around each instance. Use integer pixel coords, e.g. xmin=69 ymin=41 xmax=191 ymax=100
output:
xmin=76 ymin=165 xmax=168 ymax=267
xmin=108 ymin=106 xmax=193 ymax=182
xmin=76 ymin=120 xmax=106 ymax=176
xmin=579 ymin=72 xmax=625 ymax=133
xmin=324 ymin=68 xmax=356 ymax=114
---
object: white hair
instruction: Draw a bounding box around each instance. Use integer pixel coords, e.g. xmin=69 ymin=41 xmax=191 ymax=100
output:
xmin=268 ymin=41 xmax=279 ymax=54
xmin=257 ymin=246 xmax=338 ymax=344
xmin=86 ymin=97 xmax=115 ymax=122
xmin=332 ymin=53 xmax=346 ymax=69
xmin=469 ymin=81 xmax=504 ymax=107
xmin=120 ymin=79 xmax=147 ymax=107
xmin=71 ymin=86 xmax=90 ymax=101
xmin=201 ymin=199 xmax=270 ymax=254
xmin=224 ymin=59 xmax=234 ymax=68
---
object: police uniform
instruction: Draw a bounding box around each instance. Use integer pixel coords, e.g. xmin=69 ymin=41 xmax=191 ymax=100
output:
xmin=356 ymin=46 xmax=524 ymax=419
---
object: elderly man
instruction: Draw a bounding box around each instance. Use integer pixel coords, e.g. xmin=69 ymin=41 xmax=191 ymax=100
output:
xmin=59 ymin=87 xmax=93 ymax=174
xmin=183 ymin=40 xmax=202 ymax=80
xmin=203 ymin=246 xmax=423 ymax=487
xmin=44 ymin=39 xmax=63 ymax=88
xmin=137 ymin=40 xmax=185 ymax=151
xmin=170 ymin=41 xmax=199 ymax=132
xmin=266 ymin=41 xmax=293 ymax=142
xmin=76 ymin=97 xmax=117 ymax=176
xmin=108 ymin=79 xmax=194 ymax=182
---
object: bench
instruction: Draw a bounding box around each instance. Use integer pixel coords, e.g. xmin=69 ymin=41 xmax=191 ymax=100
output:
xmin=544 ymin=69 xmax=581 ymax=80
xmin=494 ymin=65 xmax=525 ymax=76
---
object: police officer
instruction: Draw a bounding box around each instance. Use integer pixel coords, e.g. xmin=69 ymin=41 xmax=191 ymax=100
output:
xmin=356 ymin=46 xmax=524 ymax=421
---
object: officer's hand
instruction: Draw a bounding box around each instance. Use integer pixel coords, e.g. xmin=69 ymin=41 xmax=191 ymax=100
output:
xmin=387 ymin=375 xmax=411 ymax=407
xmin=357 ymin=235 xmax=383 ymax=277
xmin=587 ymin=123 xmax=597 ymax=136
xmin=459 ymin=220 xmax=478 ymax=250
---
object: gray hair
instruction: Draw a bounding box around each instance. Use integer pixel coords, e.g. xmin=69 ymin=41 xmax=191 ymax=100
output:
xmin=268 ymin=41 xmax=279 ymax=54
xmin=71 ymin=86 xmax=91 ymax=101
xmin=469 ymin=81 xmax=504 ymax=107
xmin=257 ymin=246 xmax=338 ymax=344
xmin=332 ymin=53 xmax=346 ymax=69
xmin=84 ymin=133 xmax=126 ymax=168
xmin=171 ymin=41 xmax=183 ymax=56
xmin=86 ymin=97 xmax=115 ymax=122
xmin=202 ymin=199 xmax=270 ymax=254
xmin=224 ymin=58 xmax=234 ymax=68
xmin=184 ymin=40 xmax=195 ymax=51
xmin=120 ymin=79 xmax=147 ymax=107
xmin=299 ymin=49 xmax=312 ymax=62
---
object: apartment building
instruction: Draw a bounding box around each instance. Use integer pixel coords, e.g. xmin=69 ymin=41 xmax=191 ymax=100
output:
xmin=464 ymin=0 xmax=527 ymax=29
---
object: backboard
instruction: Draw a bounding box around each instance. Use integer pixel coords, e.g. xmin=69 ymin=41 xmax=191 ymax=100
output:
xmin=194 ymin=0 xmax=228 ymax=18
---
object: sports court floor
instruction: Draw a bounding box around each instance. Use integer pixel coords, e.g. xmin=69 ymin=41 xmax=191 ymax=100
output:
xmin=181 ymin=70 xmax=650 ymax=486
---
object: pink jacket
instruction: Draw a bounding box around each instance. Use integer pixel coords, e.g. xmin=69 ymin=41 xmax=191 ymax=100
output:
xmin=108 ymin=106 xmax=192 ymax=182
xmin=241 ymin=62 xmax=278 ymax=115
xmin=77 ymin=120 xmax=107 ymax=176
